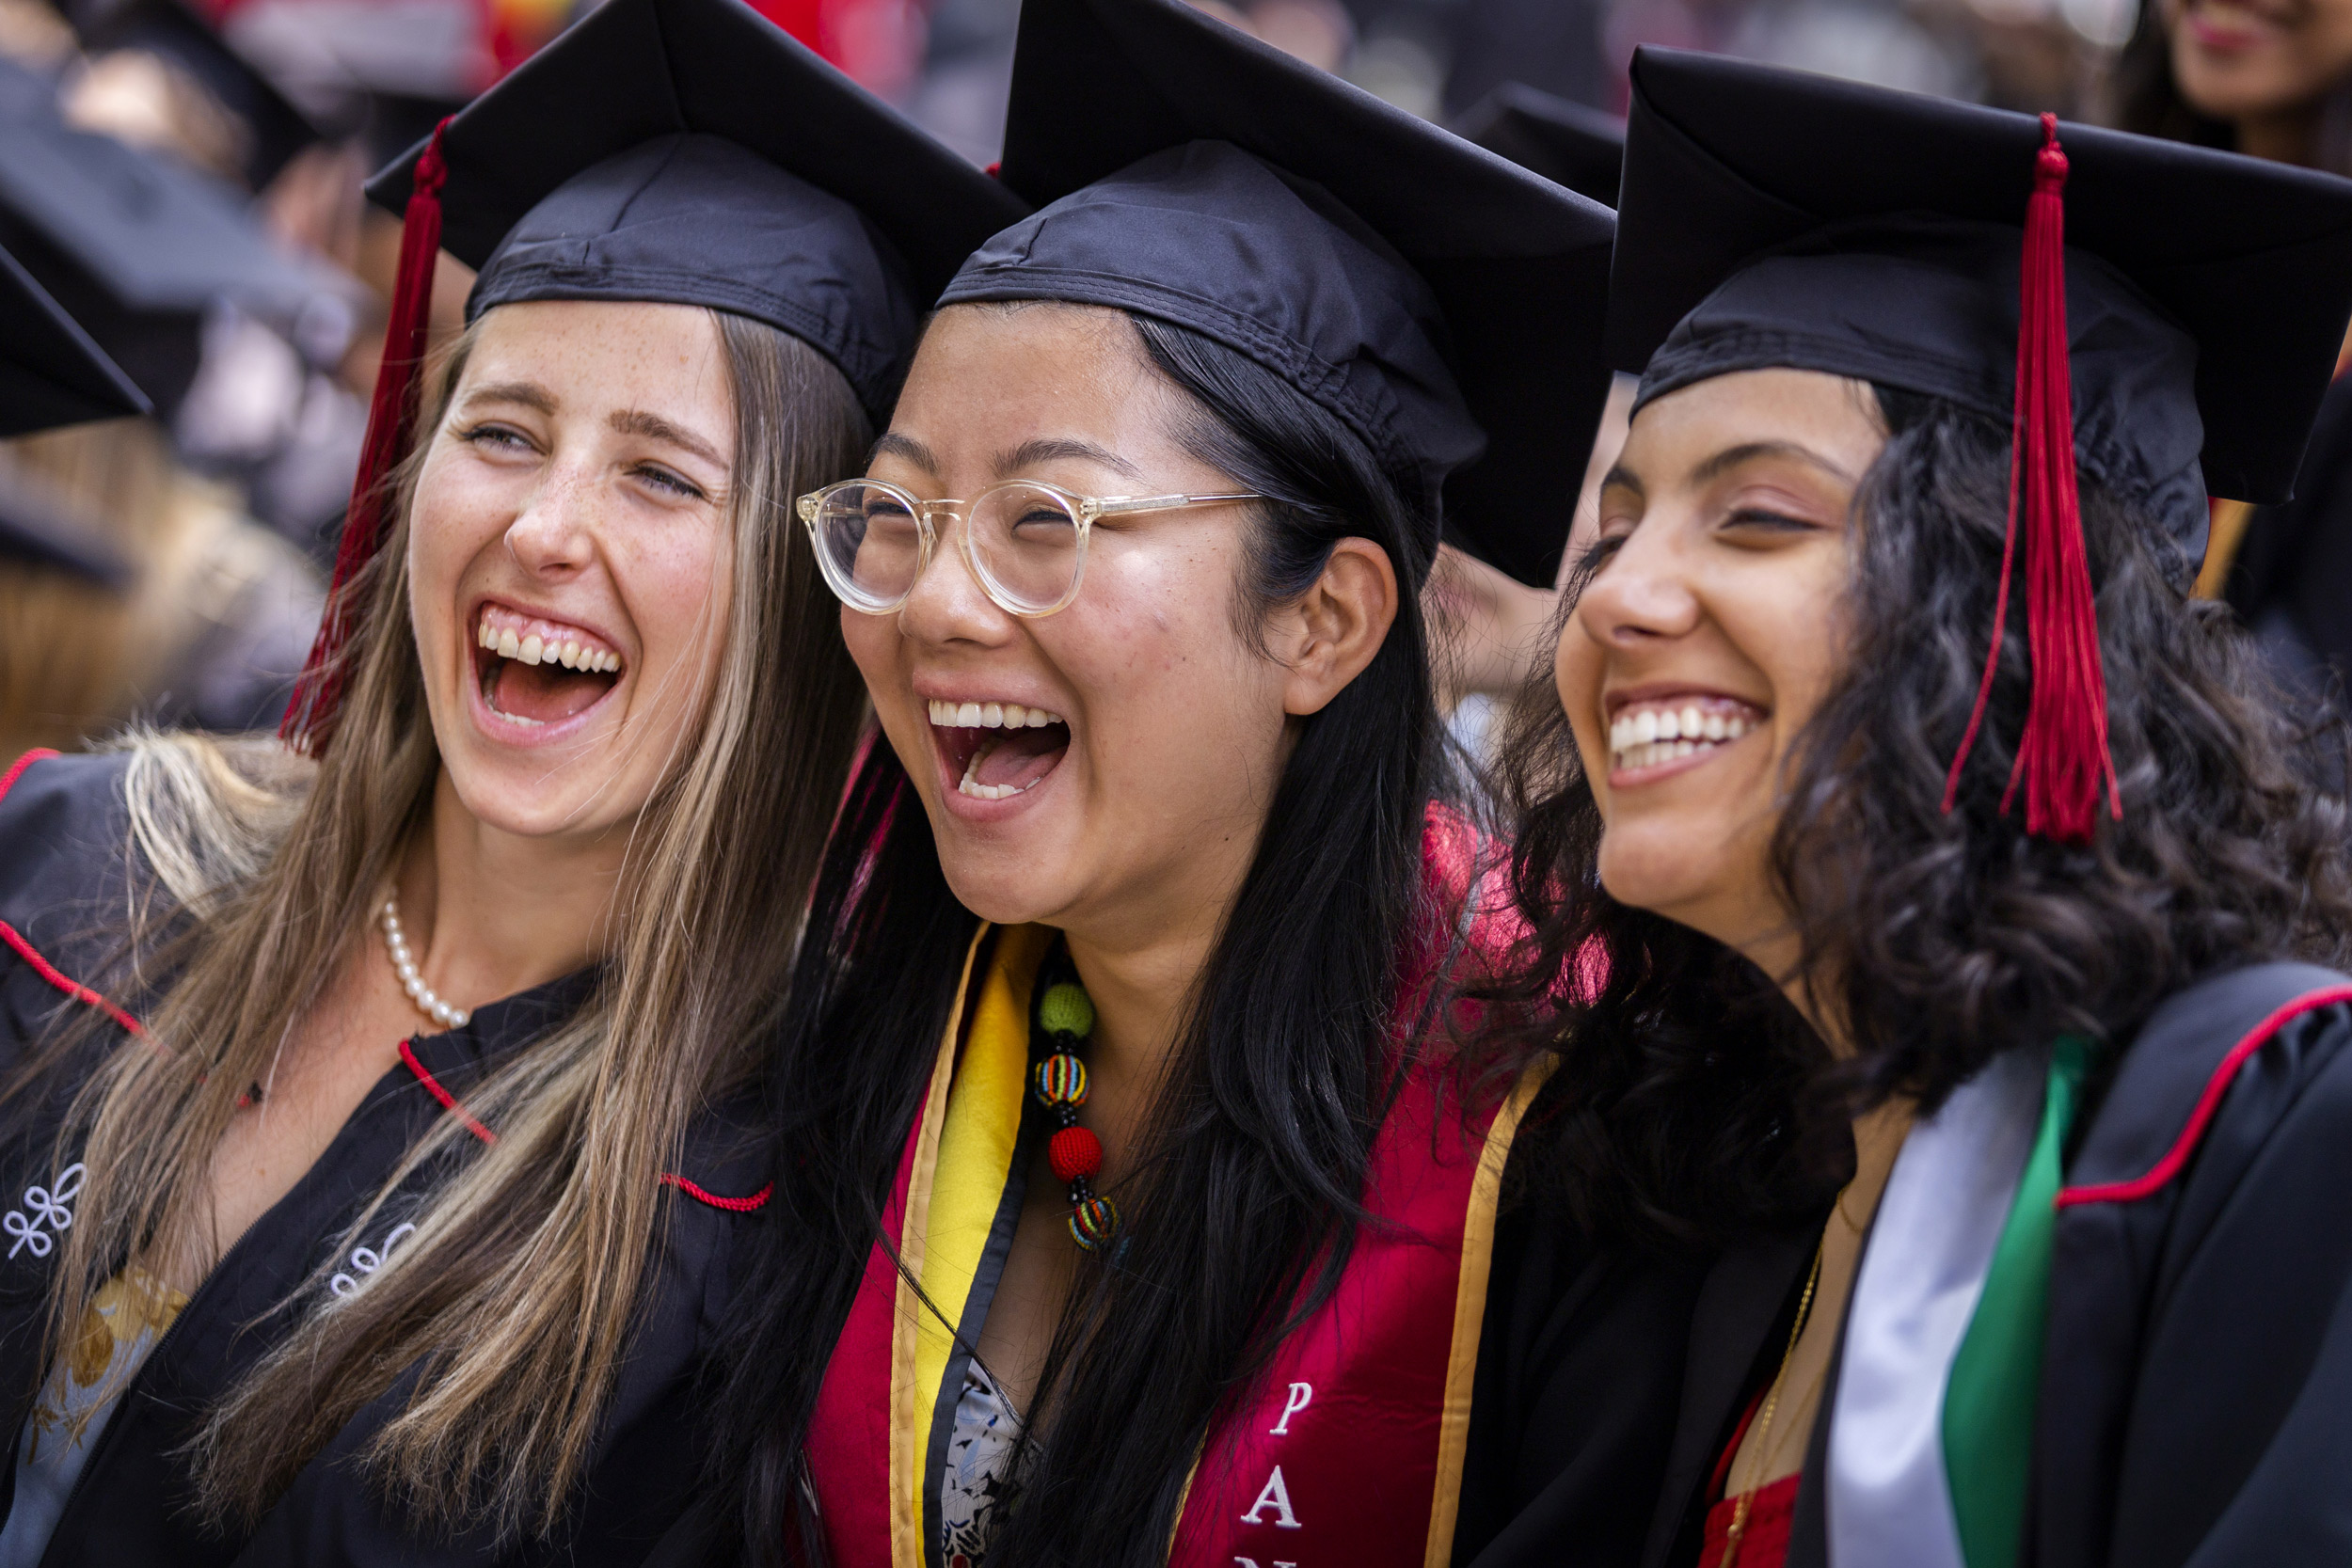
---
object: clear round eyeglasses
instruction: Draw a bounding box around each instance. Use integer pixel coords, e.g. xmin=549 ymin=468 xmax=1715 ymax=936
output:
xmin=797 ymin=479 xmax=1264 ymax=618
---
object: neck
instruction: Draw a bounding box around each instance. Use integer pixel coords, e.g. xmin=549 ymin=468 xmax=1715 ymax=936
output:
xmin=2238 ymin=104 xmax=2323 ymax=166
xmin=391 ymin=769 xmax=628 ymax=1013
xmin=1058 ymin=895 xmax=1228 ymax=1177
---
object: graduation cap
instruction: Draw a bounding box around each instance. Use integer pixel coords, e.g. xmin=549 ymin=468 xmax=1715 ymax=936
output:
xmin=0 ymin=239 xmax=149 ymax=438
xmin=283 ymin=0 xmax=1028 ymax=755
xmin=67 ymin=0 xmax=322 ymax=189
xmin=0 ymin=108 xmax=354 ymax=422
xmin=0 ymin=463 xmax=131 ymax=584
xmin=1609 ymin=46 xmax=2352 ymax=843
xmin=948 ymin=0 xmax=1617 ymax=589
xmin=1454 ymin=83 xmax=1624 ymax=209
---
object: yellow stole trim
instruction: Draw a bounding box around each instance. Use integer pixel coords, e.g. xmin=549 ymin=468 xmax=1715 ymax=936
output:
xmin=888 ymin=923 xmax=1054 ymax=1567
xmin=1422 ymin=1057 xmax=1559 ymax=1565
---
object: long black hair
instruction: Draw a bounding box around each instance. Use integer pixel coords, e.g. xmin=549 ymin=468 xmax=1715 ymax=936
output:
xmin=1481 ymin=387 xmax=2352 ymax=1252
xmin=705 ymin=303 xmax=1454 ymax=1565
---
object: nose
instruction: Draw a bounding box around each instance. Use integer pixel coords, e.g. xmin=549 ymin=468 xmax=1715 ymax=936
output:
xmin=896 ymin=507 xmax=1016 ymax=649
xmin=503 ymin=459 xmax=598 ymax=578
xmin=1575 ymin=521 xmax=1702 ymax=651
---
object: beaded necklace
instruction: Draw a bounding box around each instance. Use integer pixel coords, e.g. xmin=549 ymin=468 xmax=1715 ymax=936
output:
xmin=1028 ymin=952 xmax=1120 ymax=1250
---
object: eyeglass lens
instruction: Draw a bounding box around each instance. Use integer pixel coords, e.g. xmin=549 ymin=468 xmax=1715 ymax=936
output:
xmin=811 ymin=483 xmax=1082 ymax=614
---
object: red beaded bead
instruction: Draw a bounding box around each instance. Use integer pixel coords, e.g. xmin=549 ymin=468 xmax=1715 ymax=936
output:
xmin=1048 ymin=1125 xmax=1103 ymax=1182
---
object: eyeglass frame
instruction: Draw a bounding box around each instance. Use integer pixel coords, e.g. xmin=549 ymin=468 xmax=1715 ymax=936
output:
xmin=795 ymin=477 xmax=1266 ymax=618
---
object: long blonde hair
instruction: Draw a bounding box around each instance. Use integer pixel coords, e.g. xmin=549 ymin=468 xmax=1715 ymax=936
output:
xmin=36 ymin=308 xmax=869 ymax=1538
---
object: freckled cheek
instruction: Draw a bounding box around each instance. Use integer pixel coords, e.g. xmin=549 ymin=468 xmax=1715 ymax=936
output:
xmin=604 ymin=523 xmax=730 ymax=688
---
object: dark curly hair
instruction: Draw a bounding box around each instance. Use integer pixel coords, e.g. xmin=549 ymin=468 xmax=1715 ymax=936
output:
xmin=1480 ymin=387 xmax=2352 ymax=1251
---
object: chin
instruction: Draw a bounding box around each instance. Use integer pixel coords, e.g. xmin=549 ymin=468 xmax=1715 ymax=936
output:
xmin=1595 ymin=828 xmax=1732 ymax=930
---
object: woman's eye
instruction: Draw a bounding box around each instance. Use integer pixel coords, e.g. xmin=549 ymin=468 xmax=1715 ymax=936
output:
xmin=459 ymin=422 xmax=533 ymax=454
xmin=1722 ymin=507 xmax=1820 ymax=534
xmin=633 ymin=464 xmax=709 ymax=503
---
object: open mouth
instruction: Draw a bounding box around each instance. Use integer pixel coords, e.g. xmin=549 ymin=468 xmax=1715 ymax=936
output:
xmin=928 ymin=698 xmax=1071 ymax=801
xmin=1607 ymin=694 xmax=1764 ymax=776
xmin=470 ymin=603 xmax=625 ymax=731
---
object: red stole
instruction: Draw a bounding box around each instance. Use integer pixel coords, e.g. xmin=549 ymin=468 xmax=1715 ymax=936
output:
xmin=803 ymin=822 xmax=1543 ymax=1568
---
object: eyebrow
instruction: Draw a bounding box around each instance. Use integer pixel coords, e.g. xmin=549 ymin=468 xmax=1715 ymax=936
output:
xmin=458 ymin=380 xmax=556 ymax=415
xmin=996 ymin=436 xmax=1143 ymax=483
xmin=610 ymin=408 xmax=726 ymax=470
xmin=869 ymin=431 xmax=941 ymax=473
xmin=1691 ymin=440 xmax=1859 ymax=487
xmin=1600 ymin=464 xmax=1643 ymax=500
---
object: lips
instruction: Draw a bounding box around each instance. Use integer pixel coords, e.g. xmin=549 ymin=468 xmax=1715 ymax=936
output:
xmin=470 ymin=601 xmax=625 ymax=733
xmin=927 ymin=697 xmax=1072 ymax=802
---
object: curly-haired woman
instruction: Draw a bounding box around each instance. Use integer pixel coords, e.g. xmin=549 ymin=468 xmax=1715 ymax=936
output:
xmin=1487 ymin=49 xmax=2352 ymax=1568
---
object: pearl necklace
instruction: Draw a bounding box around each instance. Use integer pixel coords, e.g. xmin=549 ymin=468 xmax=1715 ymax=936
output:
xmin=379 ymin=895 xmax=469 ymax=1029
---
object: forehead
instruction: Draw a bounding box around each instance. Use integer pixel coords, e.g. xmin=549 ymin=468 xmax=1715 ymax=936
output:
xmin=1618 ymin=368 xmax=1885 ymax=477
xmin=884 ymin=303 xmax=1183 ymax=466
xmin=461 ymin=299 xmax=732 ymax=405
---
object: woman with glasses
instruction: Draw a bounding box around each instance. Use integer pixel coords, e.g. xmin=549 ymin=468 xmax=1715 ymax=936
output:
xmin=1489 ymin=52 xmax=2352 ymax=1568
xmin=0 ymin=3 xmax=1020 ymax=1563
xmin=690 ymin=3 xmax=1703 ymax=1566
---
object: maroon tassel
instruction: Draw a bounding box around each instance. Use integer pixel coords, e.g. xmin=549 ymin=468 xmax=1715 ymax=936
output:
xmin=1940 ymin=114 xmax=2120 ymax=845
xmin=280 ymin=118 xmax=454 ymax=756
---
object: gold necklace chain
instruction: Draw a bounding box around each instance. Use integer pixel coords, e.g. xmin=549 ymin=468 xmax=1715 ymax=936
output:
xmin=1722 ymin=1224 xmax=1829 ymax=1564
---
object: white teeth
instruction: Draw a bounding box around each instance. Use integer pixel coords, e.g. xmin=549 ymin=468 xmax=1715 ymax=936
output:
xmin=477 ymin=621 xmax=495 ymax=650
xmin=519 ymin=634 xmax=544 ymax=666
xmin=496 ymin=628 xmax=521 ymax=659
xmin=928 ymin=699 xmax=1068 ymax=729
xmin=1607 ymin=701 xmax=1762 ymax=775
xmin=559 ymin=641 xmax=579 ymax=670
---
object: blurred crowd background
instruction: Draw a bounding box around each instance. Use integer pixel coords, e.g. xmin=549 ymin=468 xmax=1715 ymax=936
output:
xmin=3 ymin=0 xmax=2347 ymax=763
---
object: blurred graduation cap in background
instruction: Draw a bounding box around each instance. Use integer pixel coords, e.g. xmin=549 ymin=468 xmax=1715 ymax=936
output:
xmin=967 ymin=0 xmax=1619 ymax=589
xmin=0 ymin=79 xmax=356 ymax=424
xmin=1454 ymin=82 xmax=1624 ymax=208
xmin=0 ymin=239 xmax=146 ymax=581
xmin=64 ymin=0 xmax=322 ymax=189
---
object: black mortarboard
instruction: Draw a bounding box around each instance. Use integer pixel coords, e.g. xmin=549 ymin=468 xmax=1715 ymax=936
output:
xmin=1610 ymin=48 xmax=2352 ymax=556
xmin=0 ymin=108 xmax=352 ymax=422
xmin=941 ymin=0 xmax=1617 ymax=589
xmin=68 ymin=0 xmax=322 ymax=189
xmin=366 ymin=0 xmax=1028 ymax=426
xmin=1454 ymin=83 xmax=1624 ymax=209
xmin=1608 ymin=48 xmax=2352 ymax=843
xmin=292 ymin=0 xmax=1025 ymax=755
xmin=0 ymin=240 xmax=148 ymax=437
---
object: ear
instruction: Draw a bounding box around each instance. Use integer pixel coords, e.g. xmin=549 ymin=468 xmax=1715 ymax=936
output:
xmin=1268 ymin=537 xmax=1400 ymax=717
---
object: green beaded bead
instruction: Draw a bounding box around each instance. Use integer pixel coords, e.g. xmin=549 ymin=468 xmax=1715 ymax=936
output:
xmin=1038 ymin=980 xmax=1096 ymax=1040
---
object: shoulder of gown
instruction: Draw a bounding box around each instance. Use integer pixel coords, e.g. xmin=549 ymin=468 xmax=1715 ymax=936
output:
xmin=2040 ymin=962 xmax=2352 ymax=1568
xmin=0 ymin=749 xmax=150 ymax=1055
xmin=1450 ymin=1117 xmax=1715 ymax=1568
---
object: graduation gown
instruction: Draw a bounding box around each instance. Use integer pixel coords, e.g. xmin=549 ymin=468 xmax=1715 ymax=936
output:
xmin=1637 ymin=962 xmax=2352 ymax=1568
xmin=2224 ymin=367 xmax=2352 ymax=706
xmin=0 ymin=748 xmax=771 ymax=1567
xmin=793 ymin=832 xmax=1702 ymax=1568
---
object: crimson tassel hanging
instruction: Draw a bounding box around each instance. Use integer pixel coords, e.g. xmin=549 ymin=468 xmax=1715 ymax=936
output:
xmin=1940 ymin=113 xmax=2121 ymax=845
xmin=280 ymin=118 xmax=454 ymax=756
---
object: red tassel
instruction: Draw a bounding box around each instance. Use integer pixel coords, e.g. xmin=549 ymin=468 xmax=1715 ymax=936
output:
xmin=280 ymin=119 xmax=455 ymax=756
xmin=1940 ymin=114 xmax=2120 ymax=845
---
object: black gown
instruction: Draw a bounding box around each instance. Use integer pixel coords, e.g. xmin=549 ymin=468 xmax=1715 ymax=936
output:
xmin=2226 ymin=370 xmax=2352 ymax=710
xmin=0 ymin=749 xmax=769 ymax=1567
xmin=1634 ymin=962 xmax=2352 ymax=1568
